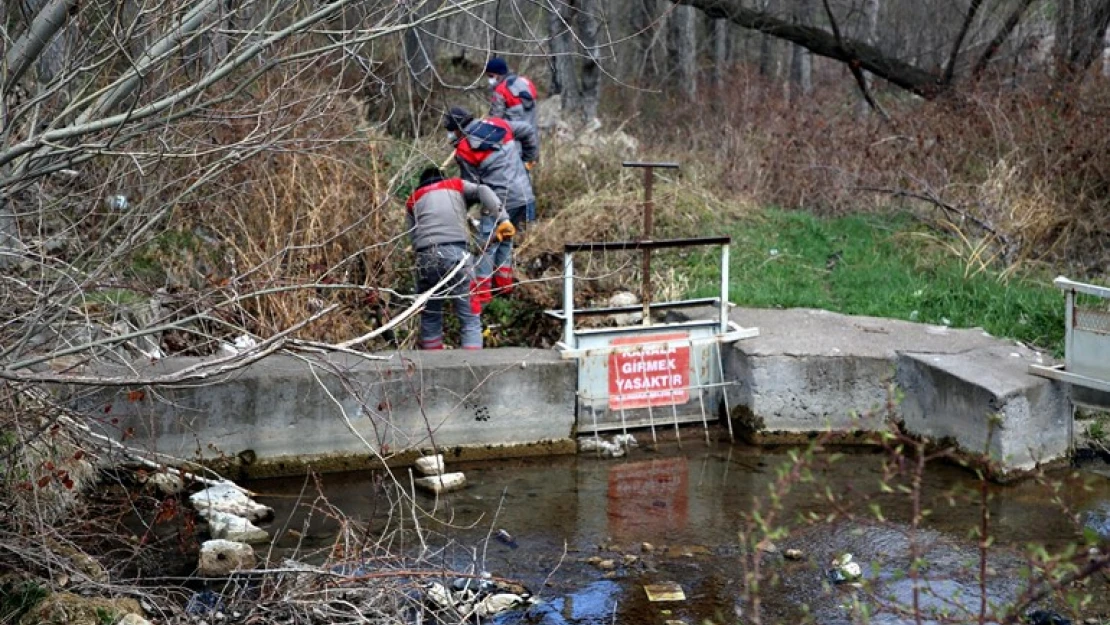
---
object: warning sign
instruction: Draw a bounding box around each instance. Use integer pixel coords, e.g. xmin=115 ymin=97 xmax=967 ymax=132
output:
xmin=608 ymin=332 xmax=691 ymax=410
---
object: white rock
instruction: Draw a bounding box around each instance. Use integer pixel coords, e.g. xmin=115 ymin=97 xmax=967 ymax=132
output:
xmin=607 ymin=291 xmax=643 ymax=326
xmin=145 ymin=471 xmax=184 ymax=496
xmin=414 ymin=454 xmax=445 ymax=476
xmin=414 ymin=472 xmax=467 ymax=494
xmin=190 ymin=483 xmax=273 ymax=522
xmin=198 ymin=539 xmax=256 ymax=576
xmin=611 ymin=433 xmax=638 ymax=450
xmin=116 ymin=614 xmax=152 ymax=625
xmin=578 ymin=437 xmax=602 ymax=452
xmin=206 ymin=510 xmax=270 ymax=544
xmin=474 ymin=593 xmax=528 ymax=618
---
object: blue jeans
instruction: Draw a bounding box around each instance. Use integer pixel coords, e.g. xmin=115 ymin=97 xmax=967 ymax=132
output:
xmin=415 ymin=245 xmax=481 ymax=349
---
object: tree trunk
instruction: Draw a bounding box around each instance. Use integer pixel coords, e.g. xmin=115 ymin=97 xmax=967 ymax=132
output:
xmin=1054 ymin=0 xmax=1076 ymax=74
xmin=669 ymin=4 xmax=698 ymax=98
xmin=577 ymin=0 xmax=602 ymax=121
xmin=670 ymin=0 xmax=944 ymax=98
xmin=713 ymin=17 xmax=730 ymax=87
xmin=758 ymin=0 xmax=777 ymax=77
xmin=788 ymin=0 xmax=813 ymax=99
xmin=403 ymin=4 xmax=437 ymax=98
xmin=548 ymin=1 xmax=579 ymax=111
xmin=632 ymin=0 xmax=661 ymax=80
xmin=857 ymin=0 xmax=880 ymax=117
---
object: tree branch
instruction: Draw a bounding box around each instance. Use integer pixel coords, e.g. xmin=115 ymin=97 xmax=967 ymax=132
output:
xmin=671 ymin=0 xmax=944 ymax=98
xmin=820 ymin=0 xmax=888 ymax=120
xmin=943 ymin=0 xmax=983 ymax=85
xmin=971 ymin=0 xmax=1039 ymax=78
xmin=2 ymin=0 xmax=78 ymax=94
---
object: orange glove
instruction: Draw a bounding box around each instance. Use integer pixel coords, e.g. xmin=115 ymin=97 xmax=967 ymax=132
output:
xmin=524 ymin=161 xmax=536 ymax=171
xmin=494 ymin=220 xmax=517 ymax=242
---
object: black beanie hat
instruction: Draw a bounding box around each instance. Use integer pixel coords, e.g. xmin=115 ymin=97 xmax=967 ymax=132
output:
xmin=443 ymin=106 xmax=473 ymax=132
xmin=418 ymin=166 xmax=445 ymax=187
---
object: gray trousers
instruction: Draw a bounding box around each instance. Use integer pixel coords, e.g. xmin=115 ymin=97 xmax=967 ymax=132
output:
xmin=415 ymin=244 xmax=481 ymax=350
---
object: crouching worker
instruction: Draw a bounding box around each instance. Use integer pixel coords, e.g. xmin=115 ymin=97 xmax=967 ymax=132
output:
xmin=444 ymin=106 xmax=536 ymax=302
xmin=405 ymin=167 xmax=513 ymax=350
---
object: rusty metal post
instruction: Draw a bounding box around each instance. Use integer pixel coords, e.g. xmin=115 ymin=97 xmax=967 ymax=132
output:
xmin=622 ymin=161 xmax=679 ymax=326
xmin=641 ymin=166 xmax=654 ymax=325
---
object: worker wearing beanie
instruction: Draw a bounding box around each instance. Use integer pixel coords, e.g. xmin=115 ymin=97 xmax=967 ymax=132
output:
xmin=485 ymin=56 xmax=541 ymax=226
xmin=404 ymin=166 xmax=513 ymax=350
xmin=444 ymin=106 xmax=537 ymax=308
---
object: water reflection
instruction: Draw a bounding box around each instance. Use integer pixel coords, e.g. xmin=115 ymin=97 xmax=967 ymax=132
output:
xmin=249 ymin=440 xmax=1110 ymax=624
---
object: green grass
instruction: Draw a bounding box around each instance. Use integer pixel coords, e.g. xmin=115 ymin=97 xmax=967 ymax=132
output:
xmin=685 ymin=209 xmax=1065 ymax=354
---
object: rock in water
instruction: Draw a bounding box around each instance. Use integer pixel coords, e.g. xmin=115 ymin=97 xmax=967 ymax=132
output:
xmin=205 ymin=510 xmax=270 ymax=544
xmin=190 ymin=483 xmax=273 ymax=522
xmin=198 ymin=540 xmax=256 ymax=576
xmin=414 ymin=472 xmax=467 ymax=494
xmin=415 ymin=454 xmax=445 ymax=476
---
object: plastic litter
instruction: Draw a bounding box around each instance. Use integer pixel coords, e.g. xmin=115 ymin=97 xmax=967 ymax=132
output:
xmin=494 ymin=528 xmax=519 ymax=549
xmin=644 ymin=582 xmax=686 ymax=602
xmin=826 ymin=553 xmax=863 ymax=584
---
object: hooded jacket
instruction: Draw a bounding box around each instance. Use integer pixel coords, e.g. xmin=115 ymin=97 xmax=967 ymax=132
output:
xmin=405 ymin=177 xmax=506 ymax=251
xmin=452 ymin=117 xmax=537 ymax=211
xmin=489 ymin=73 xmax=539 ymax=137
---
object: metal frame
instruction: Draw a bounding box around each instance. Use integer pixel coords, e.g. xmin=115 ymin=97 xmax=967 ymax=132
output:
xmin=547 ymin=234 xmax=758 ymax=444
xmin=1029 ymin=276 xmax=1110 ymax=394
xmin=553 ymin=236 xmax=739 ymax=350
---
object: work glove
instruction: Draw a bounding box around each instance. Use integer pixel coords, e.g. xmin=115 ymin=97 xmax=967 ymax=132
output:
xmin=494 ymin=220 xmax=517 ymax=242
xmin=524 ymin=161 xmax=536 ymax=171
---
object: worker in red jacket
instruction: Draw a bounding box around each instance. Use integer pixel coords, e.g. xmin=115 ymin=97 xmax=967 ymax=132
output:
xmin=486 ymin=57 xmax=541 ymax=226
xmin=444 ymin=106 xmax=536 ymax=308
xmin=405 ymin=167 xmax=513 ymax=349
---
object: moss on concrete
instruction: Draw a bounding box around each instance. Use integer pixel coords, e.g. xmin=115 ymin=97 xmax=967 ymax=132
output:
xmin=198 ymin=438 xmax=578 ymax=480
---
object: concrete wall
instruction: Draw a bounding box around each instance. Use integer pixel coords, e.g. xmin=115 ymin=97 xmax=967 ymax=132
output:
xmin=75 ymin=348 xmax=577 ymax=477
xmin=722 ymin=308 xmax=1072 ymax=478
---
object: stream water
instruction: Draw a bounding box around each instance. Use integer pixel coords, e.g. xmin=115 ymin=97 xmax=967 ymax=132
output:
xmin=248 ymin=434 xmax=1110 ymax=625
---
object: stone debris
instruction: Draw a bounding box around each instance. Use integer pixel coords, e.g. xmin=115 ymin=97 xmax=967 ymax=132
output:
xmin=607 ymin=291 xmax=643 ymax=326
xmin=415 ymin=454 xmax=445 ymax=476
xmin=205 ymin=510 xmax=270 ymax=544
xmin=826 ymin=553 xmax=863 ymax=584
xmin=17 ymin=592 xmax=143 ymax=625
xmin=143 ymin=471 xmax=185 ymax=496
xmin=198 ymin=539 xmax=256 ymax=577
xmin=421 ymin=574 xmax=533 ymax=619
xmin=577 ymin=433 xmax=639 ymax=458
xmin=414 ymin=472 xmax=467 ymax=494
xmin=784 ymin=548 xmax=804 ymax=560
xmin=756 ymin=538 xmax=778 ymax=554
xmin=190 ymin=483 xmax=273 ymax=522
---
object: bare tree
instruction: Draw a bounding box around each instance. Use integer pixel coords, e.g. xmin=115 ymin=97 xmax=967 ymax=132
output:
xmin=788 ymin=0 xmax=814 ymax=98
xmin=668 ymin=4 xmax=699 ymax=98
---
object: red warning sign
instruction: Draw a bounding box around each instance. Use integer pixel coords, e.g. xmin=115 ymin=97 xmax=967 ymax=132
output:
xmin=608 ymin=332 xmax=691 ymax=410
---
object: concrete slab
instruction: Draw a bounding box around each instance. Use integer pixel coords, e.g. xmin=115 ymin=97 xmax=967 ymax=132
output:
xmin=76 ymin=348 xmax=576 ymax=478
xmin=721 ymin=308 xmax=1069 ymax=477
xmin=724 ymin=308 xmax=1002 ymax=437
xmin=897 ymin=344 xmax=1070 ymax=475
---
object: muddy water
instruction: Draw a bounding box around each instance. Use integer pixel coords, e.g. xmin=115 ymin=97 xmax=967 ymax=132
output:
xmin=249 ymin=436 xmax=1110 ymax=624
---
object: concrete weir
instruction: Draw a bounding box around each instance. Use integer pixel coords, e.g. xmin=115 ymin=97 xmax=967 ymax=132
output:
xmin=725 ymin=308 xmax=1070 ymax=478
xmin=82 ymin=308 xmax=1072 ymax=480
xmin=79 ymin=348 xmax=577 ymax=478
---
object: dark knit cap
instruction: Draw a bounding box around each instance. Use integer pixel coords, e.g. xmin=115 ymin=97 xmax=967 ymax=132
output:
xmin=443 ymin=106 xmax=473 ymax=132
xmin=418 ymin=167 xmax=444 ymax=187
xmin=485 ymin=57 xmax=509 ymax=76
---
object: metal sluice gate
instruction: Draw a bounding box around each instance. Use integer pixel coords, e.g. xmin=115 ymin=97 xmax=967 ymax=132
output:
xmin=1029 ymin=277 xmax=1110 ymax=401
xmin=544 ymin=162 xmax=758 ymax=447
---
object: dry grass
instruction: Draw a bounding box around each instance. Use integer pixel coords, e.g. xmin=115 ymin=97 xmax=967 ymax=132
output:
xmin=619 ymin=66 xmax=1110 ymax=275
